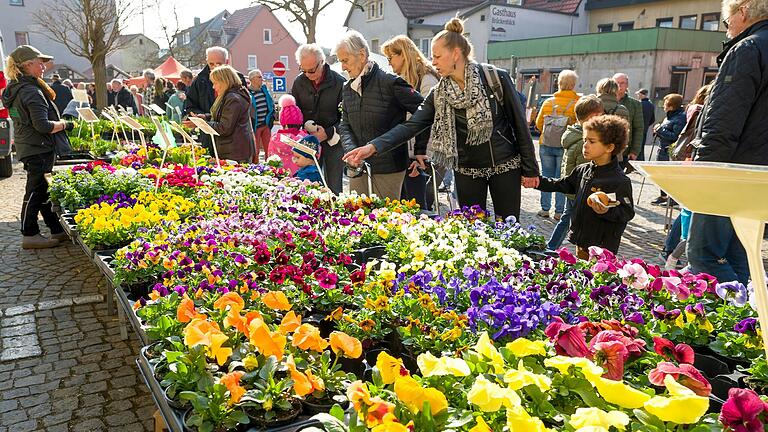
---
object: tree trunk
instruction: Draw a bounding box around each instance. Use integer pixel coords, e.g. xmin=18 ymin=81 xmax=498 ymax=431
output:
xmin=92 ymin=54 xmax=108 ymax=111
xmin=306 ymin=19 xmax=316 ymax=44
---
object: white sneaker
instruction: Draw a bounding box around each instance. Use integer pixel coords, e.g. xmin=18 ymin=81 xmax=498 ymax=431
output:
xmin=664 ymin=255 xmax=678 ymax=271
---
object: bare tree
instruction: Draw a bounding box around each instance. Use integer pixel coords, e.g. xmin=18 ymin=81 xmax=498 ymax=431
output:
xmin=153 ymin=0 xmax=183 ymax=59
xmin=33 ymin=0 xmax=135 ymax=109
xmin=254 ymin=0 xmax=363 ymax=43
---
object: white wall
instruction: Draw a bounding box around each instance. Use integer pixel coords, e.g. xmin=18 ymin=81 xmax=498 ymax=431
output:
xmin=346 ymin=0 xmax=408 ymax=53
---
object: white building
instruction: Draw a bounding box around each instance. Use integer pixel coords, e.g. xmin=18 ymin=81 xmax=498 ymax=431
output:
xmin=344 ymin=0 xmax=588 ymax=62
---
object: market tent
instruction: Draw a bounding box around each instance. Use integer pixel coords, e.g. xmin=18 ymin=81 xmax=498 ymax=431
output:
xmin=124 ymin=56 xmax=187 ymax=88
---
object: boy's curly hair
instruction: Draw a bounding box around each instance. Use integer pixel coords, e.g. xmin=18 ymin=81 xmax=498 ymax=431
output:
xmin=583 ymin=115 xmax=629 ymax=156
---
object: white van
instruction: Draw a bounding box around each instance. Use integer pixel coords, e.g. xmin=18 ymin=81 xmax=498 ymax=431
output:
xmin=0 ymin=30 xmax=13 ymax=177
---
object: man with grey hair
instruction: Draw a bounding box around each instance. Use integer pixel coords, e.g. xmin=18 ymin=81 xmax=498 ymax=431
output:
xmin=110 ymin=79 xmax=138 ymax=114
xmin=180 ymin=69 xmax=194 ymax=88
xmin=337 ymin=31 xmax=424 ymax=200
xmin=184 ymin=46 xmax=246 ymax=120
xmin=611 ymin=72 xmax=644 ymax=169
xmin=290 ymin=43 xmax=347 ymax=193
xmin=686 ymin=0 xmax=768 ymax=286
xmin=50 ymin=73 xmax=72 ymax=113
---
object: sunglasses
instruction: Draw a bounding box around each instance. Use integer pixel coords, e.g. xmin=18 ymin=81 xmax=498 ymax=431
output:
xmin=300 ymin=61 xmax=323 ymax=74
xmin=723 ymin=1 xmax=751 ymax=29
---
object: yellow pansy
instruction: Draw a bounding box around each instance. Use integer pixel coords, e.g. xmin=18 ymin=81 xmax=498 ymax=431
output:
xmin=544 ymin=356 xmax=603 ymax=380
xmin=466 ymin=376 xmax=521 ymax=412
xmin=589 ymin=376 xmax=651 ymax=409
xmin=393 ymin=376 xmax=448 ymax=415
xmin=474 ymin=332 xmax=505 ymax=373
xmin=417 ymin=352 xmax=471 ymax=377
xmin=469 ymin=416 xmax=492 ymax=432
xmin=503 ymin=360 xmax=552 ymax=391
xmin=208 ymin=331 xmax=232 ymax=366
xmin=643 ymin=375 xmax=709 ymax=424
xmin=376 ymin=351 xmax=407 ymax=385
xmin=507 ymin=406 xmax=550 ymax=432
xmin=506 ymin=338 xmax=548 ymax=357
xmin=569 ymin=407 xmax=629 ymax=431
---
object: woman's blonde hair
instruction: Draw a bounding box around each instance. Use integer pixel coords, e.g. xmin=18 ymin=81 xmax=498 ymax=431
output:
xmin=381 ymin=35 xmax=438 ymax=88
xmin=595 ymin=78 xmax=619 ymax=97
xmin=557 ymin=70 xmax=579 ymax=91
xmin=663 ymin=93 xmax=683 ymax=111
xmin=432 ymin=17 xmax=474 ymax=62
xmin=691 ymin=84 xmax=712 ymax=105
xmin=4 ymin=56 xmax=55 ymax=100
xmin=210 ymin=65 xmax=244 ymax=118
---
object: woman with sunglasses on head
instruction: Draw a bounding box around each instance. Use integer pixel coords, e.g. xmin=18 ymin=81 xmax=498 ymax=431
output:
xmin=381 ymin=35 xmax=440 ymax=211
xmin=343 ymin=18 xmax=539 ymax=220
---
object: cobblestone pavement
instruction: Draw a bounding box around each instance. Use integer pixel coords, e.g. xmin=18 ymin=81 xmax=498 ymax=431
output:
xmin=1 ymin=150 xmax=766 ymax=432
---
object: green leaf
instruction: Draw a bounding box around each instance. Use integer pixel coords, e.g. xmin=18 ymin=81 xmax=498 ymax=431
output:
xmin=329 ymin=404 xmax=346 ymax=421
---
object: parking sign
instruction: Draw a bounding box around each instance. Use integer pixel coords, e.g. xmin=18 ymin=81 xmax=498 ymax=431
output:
xmin=273 ymin=77 xmax=287 ymax=92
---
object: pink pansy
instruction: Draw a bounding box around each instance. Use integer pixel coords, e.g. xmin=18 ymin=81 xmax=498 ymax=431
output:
xmin=557 ymin=248 xmax=578 ymax=265
xmin=618 ymin=263 xmax=650 ymax=290
xmin=590 ymin=330 xmax=645 ymax=359
xmin=648 ymin=362 xmax=711 ymax=397
xmin=544 ymin=317 xmax=591 ymax=358
xmin=653 ymin=337 xmax=694 ymax=364
xmin=592 ymin=340 xmax=629 ymax=380
xmin=719 ymin=388 xmax=768 ymax=432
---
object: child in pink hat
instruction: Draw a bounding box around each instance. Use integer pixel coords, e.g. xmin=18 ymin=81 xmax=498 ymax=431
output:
xmin=269 ymin=95 xmax=306 ymax=174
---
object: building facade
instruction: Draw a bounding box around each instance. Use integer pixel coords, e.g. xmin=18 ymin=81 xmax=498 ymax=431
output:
xmin=587 ymin=0 xmax=724 ymax=33
xmin=107 ymin=34 xmax=161 ymax=77
xmin=344 ymin=0 xmax=588 ymax=62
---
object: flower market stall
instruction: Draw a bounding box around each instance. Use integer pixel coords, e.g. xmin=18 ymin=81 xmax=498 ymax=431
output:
xmin=49 ymin=128 xmax=767 ymax=432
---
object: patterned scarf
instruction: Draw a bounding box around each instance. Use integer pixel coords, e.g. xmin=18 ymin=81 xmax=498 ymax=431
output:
xmin=429 ymin=62 xmax=493 ymax=169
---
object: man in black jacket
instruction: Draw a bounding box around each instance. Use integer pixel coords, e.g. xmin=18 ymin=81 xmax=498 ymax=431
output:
xmin=335 ymin=31 xmax=423 ymax=200
xmin=110 ymin=79 xmax=138 ymax=114
xmin=50 ymin=73 xmax=72 ymax=114
xmin=635 ymin=88 xmax=655 ymax=161
xmin=291 ymin=44 xmax=346 ymax=194
xmin=686 ymin=4 xmax=768 ymax=286
xmin=185 ymin=46 xmax=247 ymax=119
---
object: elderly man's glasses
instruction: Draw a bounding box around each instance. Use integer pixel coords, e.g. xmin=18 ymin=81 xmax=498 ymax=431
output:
xmin=300 ymin=61 xmax=323 ymax=74
xmin=723 ymin=1 xmax=751 ymax=29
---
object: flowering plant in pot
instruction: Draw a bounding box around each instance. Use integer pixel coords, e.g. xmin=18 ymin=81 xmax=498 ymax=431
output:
xmin=161 ymin=344 xmax=215 ymax=409
xmin=239 ymin=355 xmax=302 ymax=427
xmin=179 ymin=376 xmax=249 ymax=432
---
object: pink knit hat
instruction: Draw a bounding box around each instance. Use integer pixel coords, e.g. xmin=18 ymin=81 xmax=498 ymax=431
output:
xmin=278 ymin=94 xmax=303 ymax=127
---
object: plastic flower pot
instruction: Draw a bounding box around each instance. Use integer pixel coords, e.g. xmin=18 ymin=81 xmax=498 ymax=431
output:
xmin=164 ymin=386 xmax=187 ymax=410
xmin=693 ymin=353 xmax=730 ymax=379
xmin=246 ymin=398 xmax=302 ymax=429
xmin=301 ymin=396 xmax=349 ymax=416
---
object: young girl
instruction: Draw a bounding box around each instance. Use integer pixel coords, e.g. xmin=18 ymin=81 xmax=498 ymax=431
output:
xmin=533 ymin=115 xmax=635 ymax=259
xmin=269 ymin=95 xmax=306 ymax=173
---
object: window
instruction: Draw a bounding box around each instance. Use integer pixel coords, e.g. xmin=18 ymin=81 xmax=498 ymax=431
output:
xmin=280 ymin=55 xmax=289 ymax=69
xmin=669 ymin=71 xmax=687 ymax=94
xmin=14 ymin=31 xmax=28 ymax=47
xmin=263 ymin=29 xmax=272 ymax=44
xmin=419 ymin=38 xmax=431 ymax=58
xmin=248 ymin=55 xmax=257 ymax=70
xmin=368 ymin=3 xmax=376 ymax=19
xmin=182 ymin=31 xmax=190 ymax=45
xmin=371 ymin=38 xmax=380 ymax=54
xmin=701 ymin=13 xmax=721 ymax=31
xmin=656 ymin=17 xmax=673 ymax=28
xmin=9 ymin=0 xmax=24 ymax=5
xmin=139 ymin=38 xmax=144 ymax=45
xmin=618 ymin=21 xmax=634 ymax=31
xmin=680 ymin=15 xmax=697 ymax=29
xmin=597 ymin=24 xmax=613 ymax=32
xmin=480 ymin=14 xmax=486 ymax=22
xmin=378 ymin=1 xmax=383 ymax=17
xmin=703 ymin=72 xmax=717 ymax=85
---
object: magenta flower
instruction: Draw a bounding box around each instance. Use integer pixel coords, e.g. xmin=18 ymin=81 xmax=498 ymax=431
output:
xmin=719 ymin=388 xmax=768 ymax=432
xmin=314 ymin=268 xmax=339 ymax=289
xmin=544 ymin=317 xmax=591 ymax=358
xmin=557 ymin=248 xmax=577 ymax=265
xmin=653 ymin=336 xmax=694 ymax=364
xmin=648 ymin=362 xmax=711 ymax=397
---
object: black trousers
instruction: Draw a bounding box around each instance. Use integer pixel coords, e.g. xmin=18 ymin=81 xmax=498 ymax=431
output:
xmin=402 ymin=171 xmax=428 ymax=210
xmin=21 ymin=152 xmax=63 ymax=236
xmin=320 ymin=142 xmax=344 ymax=195
xmin=455 ymin=168 xmax=521 ymax=220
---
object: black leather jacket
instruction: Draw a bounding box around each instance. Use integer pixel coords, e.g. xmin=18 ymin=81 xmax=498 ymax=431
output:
xmin=369 ymin=64 xmax=539 ymax=177
xmin=696 ymin=19 xmax=768 ymax=165
xmin=339 ymin=62 xmax=424 ymax=174
xmin=291 ymin=63 xmax=346 ymax=144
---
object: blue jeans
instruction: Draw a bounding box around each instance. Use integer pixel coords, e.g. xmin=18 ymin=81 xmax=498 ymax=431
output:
xmin=663 ymin=214 xmax=682 ymax=258
xmin=547 ymin=198 xmax=574 ymax=250
xmin=539 ymin=146 xmax=565 ymax=213
xmin=687 ymin=214 xmax=749 ymax=285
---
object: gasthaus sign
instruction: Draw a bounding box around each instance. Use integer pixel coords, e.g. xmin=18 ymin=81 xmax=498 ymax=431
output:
xmin=490 ymin=5 xmax=517 ymax=41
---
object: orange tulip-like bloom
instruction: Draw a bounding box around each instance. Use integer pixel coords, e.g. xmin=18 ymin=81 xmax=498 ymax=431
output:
xmin=292 ymin=324 xmax=329 ymax=352
xmin=279 ymin=310 xmax=302 ymax=335
xmin=286 ymin=355 xmax=324 ymax=396
xmin=325 ymin=307 xmax=343 ymax=321
xmin=329 ymin=331 xmax=362 ymax=359
xmin=248 ymin=318 xmax=286 ymax=360
xmin=262 ymin=291 xmax=292 ymax=310
xmin=347 ymin=380 xmax=372 ymax=411
xmin=177 ymin=296 xmax=197 ymax=323
xmin=223 ymin=309 xmax=247 ymax=334
xmin=208 ymin=332 xmax=233 ymax=366
xmin=183 ymin=318 xmax=220 ymax=348
xmin=213 ymin=292 xmax=245 ymax=313
xmin=220 ymin=370 xmax=245 ymax=405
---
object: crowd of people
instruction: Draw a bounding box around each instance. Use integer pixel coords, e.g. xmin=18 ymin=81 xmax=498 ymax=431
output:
xmin=3 ymin=0 xmax=767 ymax=288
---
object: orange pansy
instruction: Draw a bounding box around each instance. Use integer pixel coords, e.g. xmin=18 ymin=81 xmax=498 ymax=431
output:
xmin=183 ymin=318 xmax=219 ymax=348
xmin=347 ymin=380 xmax=372 ymax=411
xmin=366 ymin=397 xmax=397 ymax=428
xmin=292 ymin=324 xmax=329 ymax=352
xmin=248 ymin=318 xmax=286 ymax=360
xmin=329 ymin=331 xmax=362 ymax=359
xmin=177 ymin=296 xmax=197 ymax=323
xmin=279 ymin=311 xmax=302 ymax=335
xmin=220 ymin=371 xmax=245 ymax=405
xmin=208 ymin=332 xmax=232 ymax=366
xmin=213 ymin=292 xmax=245 ymax=313
xmin=262 ymin=291 xmax=292 ymax=311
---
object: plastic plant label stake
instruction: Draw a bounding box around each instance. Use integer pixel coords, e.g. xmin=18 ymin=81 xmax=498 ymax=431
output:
xmin=632 ymin=160 xmax=768 ymax=358
xmin=188 ymin=116 xmax=220 ymax=169
xmin=279 ymin=134 xmax=328 ymax=189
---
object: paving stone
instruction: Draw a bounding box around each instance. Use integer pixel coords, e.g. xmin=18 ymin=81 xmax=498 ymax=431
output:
xmin=2 ymin=304 xmax=35 ymax=317
xmin=3 ymin=334 xmax=38 ymax=349
xmin=0 ymin=345 xmax=42 ymax=361
xmin=18 ymin=392 xmax=49 ymax=408
xmin=1 ymin=314 xmax=35 ymax=327
xmin=42 ymin=412 xmax=72 ymax=428
xmin=2 ymin=387 xmax=30 ymax=400
xmin=0 ymin=409 xmax=28 ymax=426
xmin=105 ymin=411 xmax=137 ymax=426
xmin=70 ymin=418 xmax=105 ymax=432
xmin=0 ymin=399 xmax=18 ymax=414
xmin=14 ymin=374 xmax=45 ymax=388
xmin=5 ymin=420 xmax=36 ymax=432
xmin=0 ymin=323 xmax=36 ymax=337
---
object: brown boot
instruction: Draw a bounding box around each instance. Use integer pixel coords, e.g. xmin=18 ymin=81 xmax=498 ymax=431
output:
xmin=51 ymin=232 xmax=69 ymax=241
xmin=22 ymin=234 xmax=60 ymax=249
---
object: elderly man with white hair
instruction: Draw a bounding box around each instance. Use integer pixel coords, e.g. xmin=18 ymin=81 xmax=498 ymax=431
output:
xmin=290 ymin=43 xmax=347 ymax=193
xmin=184 ymin=46 xmax=247 ymax=120
xmin=336 ymin=31 xmax=424 ymax=200
xmin=111 ymin=79 xmax=138 ymax=114
xmin=686 ymin=0 xmax=768 ymax=286
xmin=611 ymin=72 xmax=644 ymax=169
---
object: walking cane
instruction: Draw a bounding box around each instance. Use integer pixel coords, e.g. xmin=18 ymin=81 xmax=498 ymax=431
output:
xmin=364 ymin=162 xmax=373 ymax=197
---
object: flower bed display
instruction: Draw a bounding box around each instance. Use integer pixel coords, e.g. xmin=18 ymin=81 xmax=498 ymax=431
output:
xmin=50 ymin=148 xmax=767 ymax=432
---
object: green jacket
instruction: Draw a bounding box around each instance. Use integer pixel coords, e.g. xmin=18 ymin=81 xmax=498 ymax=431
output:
xmin=560 ymin=124 xmax=586 ymax=199
xmin=619 ymin=94 xmax=645 ymax=157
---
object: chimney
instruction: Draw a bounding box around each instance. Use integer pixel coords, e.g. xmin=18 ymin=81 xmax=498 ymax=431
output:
xmin=194 ymin=17 xmax=201 ymax=26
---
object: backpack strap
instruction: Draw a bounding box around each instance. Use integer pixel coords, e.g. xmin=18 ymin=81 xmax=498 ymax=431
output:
xmin=561 ymin=99 xmax=576 ymax=115
xmin=481 ymin=63 xmax=504 ymax=106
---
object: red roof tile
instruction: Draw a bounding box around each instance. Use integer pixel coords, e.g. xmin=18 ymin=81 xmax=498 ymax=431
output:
xmin=223 ymin=5 xmax=263 ymax=33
